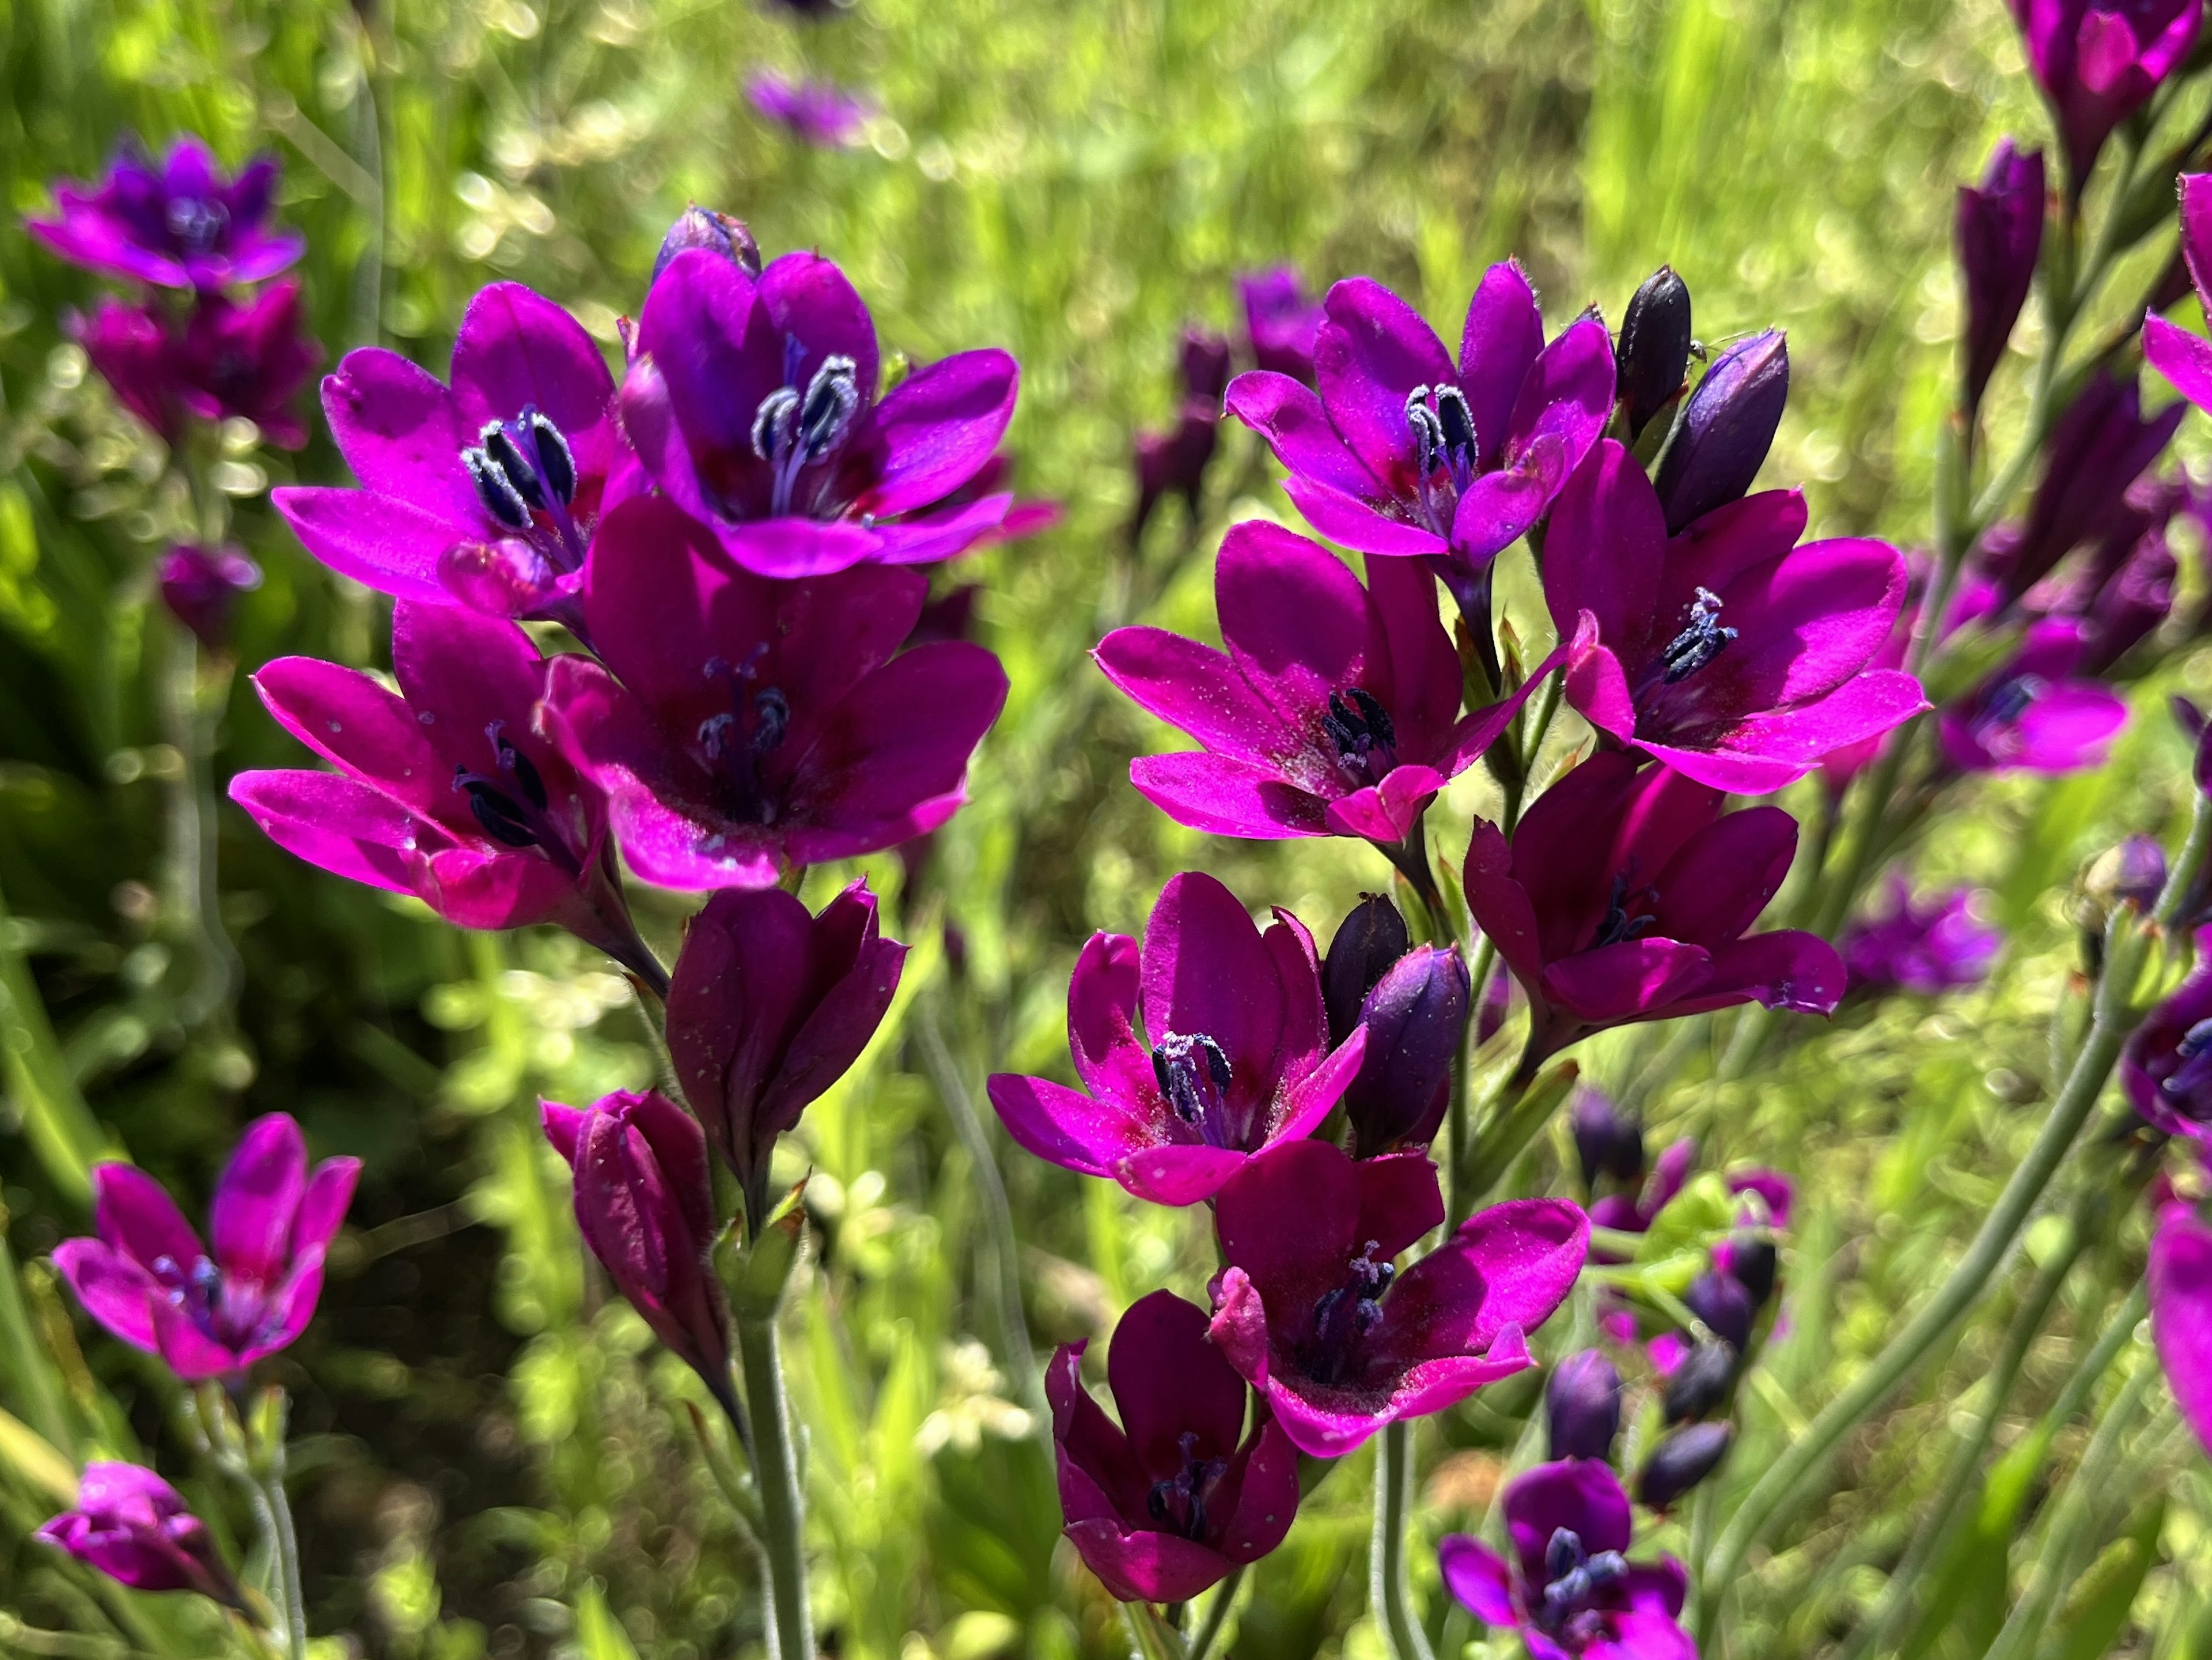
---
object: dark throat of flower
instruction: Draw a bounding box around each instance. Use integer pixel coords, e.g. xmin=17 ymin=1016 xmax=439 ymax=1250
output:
xmin=1969 ymin=671 xmax=2049 ymax=748
xmin=1298 ymin=1240 xmax=1395 ymax=1387
xmin=1589 ymin=867 xmax=1661 ymax=950
xmin=1321 ymin=686 xmax=1399 ymax=785
xmin=462 ymin=405 xmax=589 ymax=572
xmin=147 ymin=1250 xmax=274 ymax=1353
xmin=1145 ymin=1430 xmax=1230 ymax=1543
xmin=1150 ymin=1031 xmax=1241 ymax=1148
xmin=752 ymin=349 xmax=862 ymax=518
xmin=165 ymin=194 xmax=229 ymax=254
xmin=453 ymin=722 xmax=583 ymax=875
xmin=1403 ymin=383 xmax=1479 ymax=538
xmin=698 ymin=648 xmax=792 ymax=826
xmin=1536 ymin=1526 xmax=1630 ymax=1639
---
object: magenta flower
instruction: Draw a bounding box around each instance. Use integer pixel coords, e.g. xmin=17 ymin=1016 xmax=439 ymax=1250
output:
xmin=272 ymin=282 xmax=620 ymax=627
xmin=747 ymin=72 xmax=876 ymax=147
xmin=157 ymin=543 xmax=261 ymax=652
xmin=987 ymin=872 xmax=1366 ymax=1205
xmin=1440 ymin=1461 xmax=1694 ymax=1660
xmin=1463 ymin=752 xmax=1845 ymax=1064
xmin=169 ymin=281 xmax=320 ymax=448
xmin=1050 ymin=1289 xmax=1299 ymax=1602
xmin=229 ymin=602 xmax=661 ymax=988
xmin=2151 ymin=1204 xmax=2212 ymax=1458
xmin=75 ymin=298 xmax=181 ymax=435
xmin=1224 ymin=263 xmax=1614 ymax=579
xmin=1131 ymin=328 xmax=1232 ymax=544
xmin=2010 ymin=0 xmax=2202 ymax=194
xmin=1094 ymin=520 xmax=1554 ymax=844
xmin=1936 ymin=601 xmax=2127 ymax=774
xmin=37 ymin=1464 xmax=243 ymax=1605
xmin=1207 ymin=1139 xmax=1587 ymax=1457
xmin=1840 ymin=880 xmax=2003 ymax=996
xmin=543 ymin=1090 xmax=734 ymax=1410
xmin=2123 ymin=948 xmax=2212 ymax=1144
xmin=51 ymin=1114 xmax=359 ymax=1381
xmin=666 ymin=882 xmax=906 ymax=1230
xmin=543 ymin=498 xmax=1006 ymax=890
xmin=2146 ymin=173 xmax=2212 ymax=413
xmin=1546 ymin=441 xmax=1925 ymax=795
xmin=619 ymin=247 xmax=1019 ymax=577
xmin=26 ymin=135 xmax=302 ymax=290
xmin=1957 ymin=141 xmax=2047 ymax=411
xmin=1237 ymin=267 xmax=1324 ymax=384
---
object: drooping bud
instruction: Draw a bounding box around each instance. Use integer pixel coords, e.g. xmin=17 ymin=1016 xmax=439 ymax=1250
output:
xmin=1663 ymin=1340 xmax=1739 ymax=1425
xmin=1636 ymin=1422 xmax=1734 ymax=1510
xmin=1956 ymin=141 xmax=2046 ymax=412
xmin=1654 ymin=330 xmax=1789 ymax=533
xmin=2087 ymin=835 xmax=2169 ymax=914
xmin=157 ymin=543 xmax=262 ymax=652
xmin=1342 ymin=943 xmax=1472 ymax=1157
xmin=653 ymin=204 xmax=763 ymax=283
xmin=1685 ymin=1269 xmax=1755 ymax=1353
xmin=1180 ymin=327 xmax=1233 ymax=409
xmin=1323 ymin=894 xmax=1412 ymax=1047
xmin=1546 ymin=1349 xmax=1623 ymax=1461
xmin=1615 ymin=266 xmax=1693 ymax=440
xmin=36 ymin=1464 xmax=245 ymax=1606
xmin=1571 ymin=1088 xmax=1645 ymax=1192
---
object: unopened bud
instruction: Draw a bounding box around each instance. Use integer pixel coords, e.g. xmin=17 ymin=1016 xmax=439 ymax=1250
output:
xmin=1616 ymin=266 xmax=1692 ymax=440
xmin=654 ymin=205 xmax=763 ymax=283
xmin=1685 ymin=1270 xmax=1754 ymax=1353
xmin=1571 ymin=1088 xmax=1645 ymax=1192
xmin=1323 ymin=895 xmax=1411 ymax=1048
xmin=1956 ymin=141 xmax=2046 ymax=412
xmin=1637 ymin=1421 xmax=1734 ymax=1510
xmin=1662 ymin=1340 xmax=1738 ymax=1425
xmin=2087 ymin=836 xmax=2169 ymax=913
xmin=1179 ymin=327 xmax=1233 ymax=408
xmin=1343 ymin=943 xmax=1471 ymax=1157
xmin=1546 ymin=1349 xmax=1623 ymax=1462
xmin=1722 ymin=1232 xmax=1779 ymax=1309
xmin=1654 ymin=330 xmax=1789 ymax=532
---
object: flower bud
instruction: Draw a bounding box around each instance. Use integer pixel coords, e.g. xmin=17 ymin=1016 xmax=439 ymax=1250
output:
xmin=1721 ymin=1232 xmax=1779 ymax=1309
xmin=2087 ymin=835 xmax=2169 ymax=913
xmin=1571 ymin=1088 xmax=1645 ymax=1192
xmin=157 ymin=543 xmax=261 ymax=652
xmin=653 ymin=204 xmax=763 ymax=283
xmin=1616 ymin=266 xmax=1692 ymax=439
xmin=1344 ymin=944 xmax=1471 ymax=1157
xmin=1654 ymin=330 xmax=1789 ymax=533
xmin=1956 ymin=141 xmax=2045 ymax=412
xmin=1546 ymin=1349 xmax=1623 ymax=1461
xmin=1637 ymin=1421 xmax=1734 ymax=1510
xmin=1662 ymin=1340 xmax=1739 ymax=1425
xmin=1180 ymin=327 xmax=1233 ymax=408
xmin=1323 ymin=894 xmax=1412 ymax=1047
xmin=1238 ymin=267 xmax=1323 ymax=384
xmin=36 ymin=1463 xmax=244 ymax=1606
xmin=1685 ymin=1269 xmax=1755 ymax=1353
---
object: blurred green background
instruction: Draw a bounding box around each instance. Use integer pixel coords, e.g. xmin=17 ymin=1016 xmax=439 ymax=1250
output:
xmin=3 ymin=0 xmax=2211 ymax=1656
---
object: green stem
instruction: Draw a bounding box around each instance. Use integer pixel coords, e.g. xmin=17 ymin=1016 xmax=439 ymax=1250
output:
xmin=1184 ymin=1566 xmax=1243 ymax=1660
xmin=1694 ymin=908 xmax=2143 ymax=1644
xmin=735 ymin=1310 xmax=813 ymax=1660
xmin=248 ymin=1462 xmax=307 ymax=1660
xmin=1446 ymin=938 xmax=1498 ymax=1228
xmin=0 ymin=875 xmax=116 ymax=1205
xmin=1371 ymin=1420 xmax=1435 ymax=1660
xmin=1501 ymin=673 xmax=1563 ymax=837
xmin=162 ymin=620 xmax=239 ymax=1031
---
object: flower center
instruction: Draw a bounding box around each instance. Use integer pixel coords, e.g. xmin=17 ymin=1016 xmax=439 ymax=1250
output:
xmin=752 ymin=351 xmax=863 ymax=518
xmin=147 ymin=1252 xmax=276 ymax=1355
xmin=1300 ymin=1241 xmax=1395 ymax=1387
xmin=460 ymin=406 xmax=589 ymax=573
xmin=1535 ymin=1527 xmax=1630 ymax=1639
xmin=1150 ymin=1031 xmax=1238 ymax=1148
xmin=1589 ymin=868 xmax=1661 ymax=950
xmin=697 ymin=650 xmax=792 ymax=826
xmin=1145 ymin=1431 xmax=1229 ymax=1543
xmin=1403 ymin=384 xmax=1480 ymax=535
xmin=1320 ymin=687 xmax=1400 ymax=785
xmin=165 ymin=195 xmax=229 ymax=255
xmin=1657 ymin=587 xmax=1736 ymax=685
xmin=452 ymin=723 xmax=581 ymax=875
xmin=1971 ymin=672 xmax=2047 ymax=746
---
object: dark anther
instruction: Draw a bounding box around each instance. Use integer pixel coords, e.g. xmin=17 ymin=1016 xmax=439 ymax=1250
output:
xmin=1590 ymin=869 xmax=1659 ymax=950
xmin=1431 ymin=384 xmax=1478 ymax=467
xmin=1322 ymin=687 xmax=1396 ymax=773
xmin=798 ymin=355 xmax=861 ymax=459
xmin=1980 ymin=674 xmax=2047 ymax=729
xmin=481 ymin=421 xmax=548 ymax=511
xmin=457 ymin=768 xmax=538 ymax=849
xmin=527 ymin=411 xmax=577 ymax=504
xmin=464 ymin=448 xmax=533 ymax=530
xmin=1660 ymin=587 xmax=1737 ymax=684
xmin=1303 ymin=1242 xmax=1395 ymax=1386
xmin=1404 ymin=388 xmax=1446 ymax=477
xmin=166 ymin=196 xmax=229 ymax=252
xmin=1151 ymin=1032 xmax=1233 ymax=1132
xmin=1145 ymin=1432 xmax=1226 ymax=1543
xmin=752 ymin=386 xmax=802 ymax=461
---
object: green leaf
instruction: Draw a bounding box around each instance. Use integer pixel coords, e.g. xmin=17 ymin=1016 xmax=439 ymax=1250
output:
xmin=572 ymin=1582 xmax=642 ymax=1660
xmin=2050 ymin=1496 xmax=2164 ymax=1660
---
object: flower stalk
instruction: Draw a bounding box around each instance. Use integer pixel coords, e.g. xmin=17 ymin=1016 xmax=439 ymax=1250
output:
xmin=1371 ymin=1420 xmax=1434 ymax=1660
xmin=734 ymin=1306 xmax=813 ymax=1660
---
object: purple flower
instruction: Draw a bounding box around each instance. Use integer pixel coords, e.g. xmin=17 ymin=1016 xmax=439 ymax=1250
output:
xmin=157 ymin=543 xmax=261 ymax=652
xmin=272 ymin=283 xmax=622 ymax=627
xmin=542 ymin=1090 xmax=736 ymax=1411
xmin=747 ymin=72 xmax=876 ymax=147
xmin=1957 ymin=141 xmax=2047 ymax=410
xmin=1937 ymin=597 xmax=2128 ymax=774
xmin=986 ymin=872 xmax=1366 ymax=1205
xmin=2123 ymin=948 xmax=2212 ymax=1143
xmin=2011 ymin=0 xmax=2202 ymax=194
xmin=75 ymin=298 xmax=181 ymax=435
xmin=1547 ymin=441 xmax=1926 ymax=795
xmin=1224 ymin=263 xmax=1614 ymax=578
xmin=1547 ymin=1350 xmax=1624 ymax=1462
xmin=2151 ymin=1204 xmax=2212 ymax=1458
xmin=169 ymin=281 xmax=320 ymax=448
xmin=666 ymin=882 xmax=906 ymax=1230
xmin=229 ymin=602 xmax=660 ymax=986
xmin=543 ymin=498 xmax=1006 ymax=890
xmin=1130 ymin=330 xmax=1230 ymax=544
xmin=2146 ymin=175 xmax=2212 ymax=411
xmin=1237 ymin=267 xmax=1324 ymax=384
xmin=619 ymin=248 xmax=1018 ymax=577
xmin=1840 ymin=879 xmax=2003 ymax=995
xmin=1439 ymin=1459 xmax=1695 ymax=1660
xmin=1464 ymin=751 xmax=1845 ymax=1065
xmin=51 ymin=1114 xmax=359 ymax=1381
xmin=1206 ymin=1139 xmax=1586 ymax=1457
xmin=1093 ymin=520 xmax=1554 ymax=843
xmin=1049 ymin=1290 xmax=1299 ymax=1602
xmin=1588 ymin=1137 xmax=1695 ymax=1244
xmin=654 ymin=205 xmax=763 ymax=283
xmin=37 ymin=1464 xmax=243 ymax=1605
xmin=1652 ymin=330 xmax=1789 ymax=534
xmin=26 ymin=135 xmax=302 ymax=290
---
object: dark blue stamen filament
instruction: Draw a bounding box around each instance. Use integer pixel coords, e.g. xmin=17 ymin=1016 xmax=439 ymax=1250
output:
xmin=1150 ymin=1032 xmax=1236 ymax=1147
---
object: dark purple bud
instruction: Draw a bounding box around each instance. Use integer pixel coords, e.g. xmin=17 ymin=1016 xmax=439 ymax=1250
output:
xmin=1616 ymin=266 xmax=1692 ymax=438
xmin=1323 ymin=894 xmax=1412 ymax=1046
xmin=1662 ymin=1340 xmax=1738 ymax=1425
xmin=1343 ymin=943 xmax=1472 ymax=1157
xmin=2078 ymin=529 xmax=2176 ymax=675
xmin=157 ymin=544 xmax=261 ymax=652
xmin=654 ymin=205 xmax=763 ymax=283
xmin=36 ymin=1464 xmax=245 ymax=1606
xmin=1571 ymin=1088 xmax=1645 ymax=1192
xmin=1180 ymin=327 xmax=1233 ymax=408
xmin=1654 ymin=330 xmax=1789 ymax=532
xmin=2172 ymin=695 xmax=2206 ymax=744
xmin=1546 ymin=1349 xmax=1623 ymax=1461
xmin=1998 ymin=372 xmax=2183 ymax=606
xmin=1129 ymin=411 xmax=1219 ymax=545
xmin=1724 ymin=1232 xmax=1779 ymax=1309
xmin=1956 ymin=141 xmax=2046 ymax=411
xmin=1637 ymin=1421 xmax=1734 ymax=1510
xmin=1685 ymin=1269 xmax=1755 ymax=1354
xmin=2087 ymin=835 xmax=2168 ymax=912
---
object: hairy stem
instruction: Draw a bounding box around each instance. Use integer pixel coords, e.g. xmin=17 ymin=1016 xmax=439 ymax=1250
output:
xmin=1372 ymin=1420 xmax=1435 ymax=1660
xmin=735 ymin=1310 xmax=814 ymax=1660
xmin=1184 ymin=1567 xmax=1244 ymax=1660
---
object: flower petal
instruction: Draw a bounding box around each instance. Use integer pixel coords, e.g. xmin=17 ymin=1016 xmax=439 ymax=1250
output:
xmin=1455 ymin=262 xmax=1544 ymax=470
xmin=849 ymin=349 xmax=1018 ymax=517
xmin=209 ymin=1116 xmax=308 ymax=1285
xmin=1316 ymin=278 xmax=1456 ymax=485
xmin=986 ymin=1073 xmax=1147 ymax=1178
xmin=1127 ymin=753 xmax=1330 ymax=838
